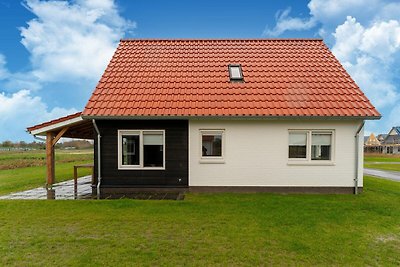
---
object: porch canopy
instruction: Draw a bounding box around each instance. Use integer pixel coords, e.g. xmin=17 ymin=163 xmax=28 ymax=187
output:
xmin=27 ymin=112 xmax=94 ymax=187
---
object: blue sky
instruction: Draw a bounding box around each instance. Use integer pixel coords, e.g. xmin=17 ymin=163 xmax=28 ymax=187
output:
xmin=0 ymin=0 xmax=399 ymax=141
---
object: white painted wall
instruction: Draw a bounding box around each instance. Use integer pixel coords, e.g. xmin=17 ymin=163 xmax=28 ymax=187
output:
xmin=189 ymin=119 xmax=364 ymax=187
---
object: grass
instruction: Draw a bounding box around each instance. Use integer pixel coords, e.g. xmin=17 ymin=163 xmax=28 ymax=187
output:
xmin=0 ymin=150 xmax=93 ymax=195
xmin=0 ymin=176 xmax=399 ymax=266
xmin=364 ymin=153 xmax=400 ymax=172
xmin=364 ymin=153 xmax=400 ymax=163
xmin=364 ymin=163 xmax=400 ymax=172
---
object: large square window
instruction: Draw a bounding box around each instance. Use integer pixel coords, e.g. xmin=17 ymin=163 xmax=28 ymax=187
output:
xmin=118 ymin=130 xmax=165 ymax=170
xmin=288 ymin=130 xmax=334 ymax=163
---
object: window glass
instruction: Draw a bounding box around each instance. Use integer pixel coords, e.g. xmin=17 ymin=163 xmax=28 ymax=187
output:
xmin=311 ymin=133 xmax=331 ymax=160
xmin=143 ymin=132 xmax=164 ymax=167
xmin=289 ymin=132 xmax=307 ymax=158
xmin=202 ymin=134 xmax=222 ymax=157
xmin=230 ymin=66 xmax=242 ymax=79
xmin=122 ymin=135 xmax=139 ymax=165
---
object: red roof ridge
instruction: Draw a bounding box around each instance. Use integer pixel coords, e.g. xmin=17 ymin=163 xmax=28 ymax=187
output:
xmin=120 ymin=38 xmax=324 ymax=42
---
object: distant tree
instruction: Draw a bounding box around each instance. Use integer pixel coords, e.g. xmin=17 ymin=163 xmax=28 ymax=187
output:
xmin=1 ymin=141 xmax=13 ymax=148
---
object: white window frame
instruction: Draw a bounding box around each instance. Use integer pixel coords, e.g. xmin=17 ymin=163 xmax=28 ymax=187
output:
xmin=199 ymin=129 xmax=225 ymax=164
xmin=118 ymin=129 xmax=166 ymax=170
xmin=288 ymin=129 xmax=335 ymax=165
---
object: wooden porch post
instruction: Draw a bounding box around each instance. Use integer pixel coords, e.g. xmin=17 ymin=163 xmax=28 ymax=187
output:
xmin=45 ymin=126 xmax=69 ymax=188
xmin=46 ymin=132 xmax=55 ymax=188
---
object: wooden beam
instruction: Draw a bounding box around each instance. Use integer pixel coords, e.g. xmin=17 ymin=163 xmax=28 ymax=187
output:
xmin=52 ymin=126 xmax=69 ymax=146
xmin=46 ymin=132 xmax=55 ymax=187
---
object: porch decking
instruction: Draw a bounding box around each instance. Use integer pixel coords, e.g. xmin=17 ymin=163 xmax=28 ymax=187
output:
xmin=0 ymin=176 xmax=95 ymax=200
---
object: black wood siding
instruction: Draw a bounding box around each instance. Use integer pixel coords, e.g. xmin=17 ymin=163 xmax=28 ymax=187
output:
xmin=94 ymin=120 xmax=188 ymax=187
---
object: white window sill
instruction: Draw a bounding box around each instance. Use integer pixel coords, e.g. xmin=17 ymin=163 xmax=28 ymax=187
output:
xmin=118 ymin=166 xmax=166 ymax=170
xmin=287 ymin=161 xmax=335 ymax=166
xmin=199 ymin=158 xmax=225 ymax=164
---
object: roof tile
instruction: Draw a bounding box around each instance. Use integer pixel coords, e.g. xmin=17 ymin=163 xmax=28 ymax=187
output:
xmin=82 ymin=39 xmax=380 ymax=118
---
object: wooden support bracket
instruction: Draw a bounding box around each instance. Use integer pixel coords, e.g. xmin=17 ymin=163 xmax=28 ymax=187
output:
xmin=52 ymin=127 xmax=69 ymax=146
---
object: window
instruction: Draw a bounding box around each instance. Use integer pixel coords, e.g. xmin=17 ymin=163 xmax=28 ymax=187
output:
xmin=200 ymin=130 xmax=225 ymax=162
xmin=228 ymin=64 xmax=244 ymax=81
xmin=288 ymin=130 xmax=333 ymax=162
xmin=311 ymin=133 xmax=332 ymax=160
xmin=118 ymin=130 xmax=165 ymax=169
xmin=289 ymin=132 xmax=307 ymax=158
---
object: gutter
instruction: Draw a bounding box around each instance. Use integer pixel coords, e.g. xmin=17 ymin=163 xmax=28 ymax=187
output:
xmin=82 ymin=115 xmax=382 ymax=121
xmin=33 ymin=135 xmax=46 ymax=142
xmin=354 ymin=121 xmax=365 ymax=195
xmin=92 ymin=120 xmax=102 ymax=199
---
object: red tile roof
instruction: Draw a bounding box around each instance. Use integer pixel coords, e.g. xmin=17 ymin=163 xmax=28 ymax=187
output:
xmin=82 ymin=39 xmax=380 ymax=118
xmin=27 ymin=112 xmax=82 ymax=132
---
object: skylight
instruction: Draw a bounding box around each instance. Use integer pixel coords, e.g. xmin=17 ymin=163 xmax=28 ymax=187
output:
xmin=228 ymin=64 xmax=244 ymax=81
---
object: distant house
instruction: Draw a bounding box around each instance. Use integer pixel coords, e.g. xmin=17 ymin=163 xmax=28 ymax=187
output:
xmin=364 ymin=127 xmax=400 ymax=154
xmin=382 ymin=127 xmax=400 ymax=154
xmin=364 ymin=133 xmax=382 ymax=153
xmin=27 ymin=39 xmax=380 ymax=196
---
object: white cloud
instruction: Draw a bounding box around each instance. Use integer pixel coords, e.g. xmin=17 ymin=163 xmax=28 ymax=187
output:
xmin=308 ymin=0 xmax=380 ymax=25
xmin=0 ymin=90 xmax=77 ymax=141
xmin=263 ymin=7 xmax=316 ymax=37
xmin=20 ymin=0 xmax=135 ymax=82
xmin=359 ymin=20 xmax=400 ymax=61
xmin=331 ymin=16 xmax=363 ymax=62
xmin=331 ymin=16 xmax=400 ymax=109
xmin=0 ymin=54 xmax=9 ymax=80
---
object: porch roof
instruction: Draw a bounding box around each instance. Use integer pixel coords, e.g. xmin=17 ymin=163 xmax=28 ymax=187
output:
xmin=27 ymin=112 xmax=94 ymax=139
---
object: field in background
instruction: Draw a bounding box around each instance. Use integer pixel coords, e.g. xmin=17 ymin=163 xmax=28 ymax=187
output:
xmin=364 ymin=153 xmax=400 ymax=172
xmin=0 ymin=149 xmax=93 ymax=195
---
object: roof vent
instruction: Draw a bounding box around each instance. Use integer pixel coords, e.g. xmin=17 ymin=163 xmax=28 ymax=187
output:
xmin=228 ymin=64 xmax=244 ymax=82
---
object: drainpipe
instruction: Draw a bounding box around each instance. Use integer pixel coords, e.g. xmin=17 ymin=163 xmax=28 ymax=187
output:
xmin=354 ymin=122 xmax=365 ymax=195
xmin=92 ymin=120 xmax=102 ymax=199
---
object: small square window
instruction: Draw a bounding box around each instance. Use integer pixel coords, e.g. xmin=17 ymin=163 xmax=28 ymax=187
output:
xmin=200 ymin=130 xmax=225 ymax=163
xmin=229 ymin=64 xmax=243 ymax=81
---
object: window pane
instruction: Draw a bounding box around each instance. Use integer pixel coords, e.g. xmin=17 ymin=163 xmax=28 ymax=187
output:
xmin=289 ymin=146 xmax=307 ymax=158
xmin=289 ymin=132 xmax=307 ymax=158
xmin=143 ymin=132 xmax=163 ymax=145
xmin=202 ymin=134 xmax=222 ymax=157
xmin=122 ymin=135 xmax=139 ymax=165
xmin=144 ymin=132 xmax=164 ymax=167
xmin=289 ymin=133 xmax=307 ymax=145
xmin=230 ymin=66 xmax=241 ymax=79
xmin=311 ymin=133 xmax=331 ymax=160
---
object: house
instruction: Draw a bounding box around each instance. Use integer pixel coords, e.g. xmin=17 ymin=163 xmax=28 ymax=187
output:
xmin=364 ymin=133 xmax=382 ymax=153
xmin=377 ymin=134 xmax=387 ymax=143
xmin=27 ymin=39 xmax=381 ymax=196
xmin=364 ymin=127 xmax=400 ymax=154
xmin=381 ymin=127 xmax=400 ymax=154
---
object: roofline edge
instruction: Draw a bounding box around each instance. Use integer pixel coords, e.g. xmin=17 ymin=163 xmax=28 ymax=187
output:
xmin=119 ymin=38 xmax=324 ymax=42
xmin=82 ymin=115 xmax=381 ymax=120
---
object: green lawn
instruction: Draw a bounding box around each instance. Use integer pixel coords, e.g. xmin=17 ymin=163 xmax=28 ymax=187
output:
xmin=0 ymin=176 xmax=399 ymax=266
xmin=364 ymin=154 xmax=400 ymax=163
xmin=365 ymin=163 xmax=400 ymax=172
xmin=364 ymin=153 xmax=400 ymax=172
xmin=0 ymin=150 xmax=93 ymax=195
